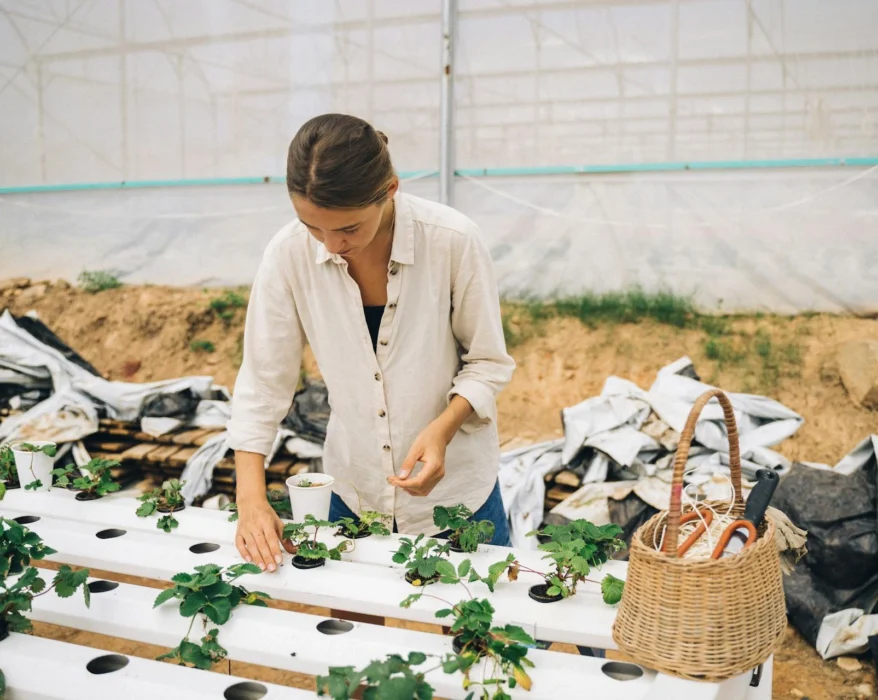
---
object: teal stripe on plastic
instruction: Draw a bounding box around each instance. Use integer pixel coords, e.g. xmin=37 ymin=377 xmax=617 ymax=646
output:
xmin=2 ymin=158 xmax=876 ymax=194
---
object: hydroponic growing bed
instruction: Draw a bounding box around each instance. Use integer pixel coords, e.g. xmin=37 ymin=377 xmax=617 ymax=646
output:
xmin=1 ymin=488 xmax=772 ymax=699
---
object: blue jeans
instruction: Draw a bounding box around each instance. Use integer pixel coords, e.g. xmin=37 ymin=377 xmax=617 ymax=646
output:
xmin=329 ymin=480 xmax=512 ymax=547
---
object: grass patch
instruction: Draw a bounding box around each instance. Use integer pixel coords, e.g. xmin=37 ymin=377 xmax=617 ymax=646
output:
xmin=190 ymin=339 xmax=216 ymax=353
xmin=551 ymin=288 xmax=696 ymax=328
xmin=78 ymin=270 xmax=122 ymax=293
xmin=500 ymin=288 xmax=697 ymax=348
xmin=210 ymin=291 xmax=246 ymax=324
xmin=701 ymin=322 xmax=803 ymax=392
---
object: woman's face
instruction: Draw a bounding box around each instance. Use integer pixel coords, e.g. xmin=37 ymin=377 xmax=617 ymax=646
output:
xmin=292 ymin=189 xmax=395 ymax=259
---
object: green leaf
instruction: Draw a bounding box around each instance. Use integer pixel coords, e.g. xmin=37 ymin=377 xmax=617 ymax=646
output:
xmin=228 ymin=562 xmax=261 ymax=577
xmin=171 ymin=572 xmax=194 ymax=585
xmin=202 ymin=581 xmax=234 ymax=599
xmin=179 ymin=592 xmax=208 ymax=617
xmin=41 ymin=444 xmax=57 ymax=457
xmin=457 ymin=559 xmax=472 ymax=578
xmin=601 ymin=573 xmax=625 ymax=605
xmin=495 ymin=624 xmax=535 ymax=646
xmin=435 ymin=559 xmax=456 ymax=580
xmin=52 ymin=565 xmax=89 ymax=598
xmin=24 ymin=479 xmax=43 ymax=491
xmin=153 ymin=587 xmax=178 ymax=607
xmin=157 ymin=515 xmax=178 ymax=533
xmin=546 ymin=586 xmax=561 ymax=597
xmin=434 ymin=608 xmax=453 ymax=619
xmin=203 ymin=596 xmax=232 ymax=625
xmin=179 ymin=640 xmax=213 ymax=670
xmin=400 ymin=593 xmax=422 ymax=609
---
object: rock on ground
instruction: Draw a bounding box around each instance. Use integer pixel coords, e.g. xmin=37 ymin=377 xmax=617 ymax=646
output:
xmin=838 ymin=340 xmax=878 ymax=409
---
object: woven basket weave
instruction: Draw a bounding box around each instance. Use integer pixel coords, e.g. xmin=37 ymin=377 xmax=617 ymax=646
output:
xmin=612 ymin=388 xmax=786 ymax=682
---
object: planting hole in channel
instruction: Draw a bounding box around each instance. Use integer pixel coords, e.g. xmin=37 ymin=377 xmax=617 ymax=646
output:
xmin=601 ymin=661 xmax=644 ymax=681
xmin=13 ymin=515 xmax=40 ymax=524
xmin=224 ymin=681 xmax=269 ymax=700
xmin=95 ymin=528 xmax=127 ymax=539
xmin=316 ymin=619 xmax=354 ymax=635
xmin=190 ymin=542 xmax=220 ymax=554
xmin=13 ymin=515 xmax=40 ymax=525
xmin=88 ymin=580 xmax=119 ymax=594
xmin=86 ymin=654 xmax=130 ymax=674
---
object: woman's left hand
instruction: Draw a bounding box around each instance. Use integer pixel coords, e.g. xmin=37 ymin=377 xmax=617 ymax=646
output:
xmin=388 ymin=421 xmax=448 ymax=497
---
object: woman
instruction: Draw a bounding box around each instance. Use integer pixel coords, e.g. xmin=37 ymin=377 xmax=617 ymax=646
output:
xmin=228 ymin=114 xmax=515 ymax=572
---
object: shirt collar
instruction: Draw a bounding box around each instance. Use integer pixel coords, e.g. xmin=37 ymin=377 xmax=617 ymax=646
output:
xmin=313 ymin=191 xmax=413 ymax=266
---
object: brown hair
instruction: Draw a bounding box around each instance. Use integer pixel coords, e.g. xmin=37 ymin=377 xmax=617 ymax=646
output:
xmin=287 ymin=114 xmax=395 ymax=209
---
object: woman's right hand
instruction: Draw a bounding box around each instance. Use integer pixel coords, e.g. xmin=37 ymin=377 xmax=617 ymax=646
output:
xmin=234 ymin=497 xmax=295 ymax=572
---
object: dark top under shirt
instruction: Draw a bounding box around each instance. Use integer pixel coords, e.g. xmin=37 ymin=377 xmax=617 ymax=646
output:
xmin=363 ymin=305 xmax=385 ymax=352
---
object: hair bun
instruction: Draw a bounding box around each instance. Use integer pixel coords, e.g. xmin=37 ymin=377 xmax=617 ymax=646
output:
xmin=376 ymin=130 xmax=389 ymax=145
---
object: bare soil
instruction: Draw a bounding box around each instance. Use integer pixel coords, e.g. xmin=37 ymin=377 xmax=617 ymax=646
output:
xmin=7 ymin=284 xmax=878 ymax=698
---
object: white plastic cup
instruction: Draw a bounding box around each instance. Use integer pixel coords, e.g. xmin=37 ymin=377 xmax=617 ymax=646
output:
xmin=285 ymin=473 xmax=335 ymax=523
xmin=11 ymin=441 xmax=57 ymax=492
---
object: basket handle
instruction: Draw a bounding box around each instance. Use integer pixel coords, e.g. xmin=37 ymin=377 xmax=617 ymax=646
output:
xmin=662 ymin=389 xmax=743 ymax=558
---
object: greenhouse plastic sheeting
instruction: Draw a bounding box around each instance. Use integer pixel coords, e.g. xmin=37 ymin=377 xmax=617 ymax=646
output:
xmin=2 ymin=167 xmax=877 ymax=313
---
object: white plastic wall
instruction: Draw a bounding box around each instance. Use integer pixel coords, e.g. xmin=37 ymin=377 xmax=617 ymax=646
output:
xmin=1 ymin=0 xmax=877 ymax=312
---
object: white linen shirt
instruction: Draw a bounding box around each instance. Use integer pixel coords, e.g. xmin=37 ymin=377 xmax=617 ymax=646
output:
xmin=227 ymin=192 xmax=515 ymax=535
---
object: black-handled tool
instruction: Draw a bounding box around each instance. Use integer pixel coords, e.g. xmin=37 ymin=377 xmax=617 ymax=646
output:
xmin=712 ymin=469 xmax=779 ymax=558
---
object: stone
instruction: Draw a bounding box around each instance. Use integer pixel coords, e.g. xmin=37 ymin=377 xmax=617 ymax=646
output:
xmin=857 ymin=684 xmax=874 ymax=698
xmin=789 ymin=690 xmax=804 ymax=699
xmin=17 ymin=283 xmax=48 ymax=306
xmin=837 ymin=655 xmax=862 ymax=672
xmin=0 ymin=277 xmax=30 ymax=292
xmin=838 ymin=340 xmax=878 ymax=409
xmin=54 ymin=279 xmax=71 ymax=290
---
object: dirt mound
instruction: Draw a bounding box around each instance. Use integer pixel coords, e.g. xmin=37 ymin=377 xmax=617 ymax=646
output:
xmin=4 ymin=281 xmax=876 ymax=465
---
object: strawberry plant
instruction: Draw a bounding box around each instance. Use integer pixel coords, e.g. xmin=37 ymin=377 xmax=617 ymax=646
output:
xmin=392 ymin=534 xmax=452 ymax=586
xmin=51 ymin=458 xmax=120 ymax=500
xmin=137 ymin=479 xmax=186 ymax=532
xmin=283 ymin=516 xmax=351 ymax=569
xmin=336 ymin=510 xmax=391 ymax=539
xmin=153 ymin=562 xmax=269 ymax=669
xmin=522 ymin=520 xmax=626 ymax=603
xmin=0 ymin=517 xmax=90 ymax=641
xmin=0 ymin=445 xmax=18 ymax=492
xmin=15 ymin=443 xmax=56 ymax=490
xmin=316 ymin=652 xmax=437 ymax=699
xmin=402 ymin=558 xmax=536 ymax=698
xmin=433 ymin=504 xmax=495 ymax=553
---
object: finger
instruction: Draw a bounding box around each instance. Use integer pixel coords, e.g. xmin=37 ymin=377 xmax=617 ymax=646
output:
xmin=235 ymin=534 xmax=252 ymax=563
xmin=402 ymin=457 xmax=441 ymax=490
xmin=265 ymin=523 xmax=283 ymax=566
xmin=253 ymin=530 xmax=278 ymax=572
xmin=398 ymin=446 xmax=421 ymax=480
xmin=242 ymin=535 xmax=266 ymax=570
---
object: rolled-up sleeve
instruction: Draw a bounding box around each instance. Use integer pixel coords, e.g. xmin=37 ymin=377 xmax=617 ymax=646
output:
xmin=448 ymin=224 xmax=515 ymax=433
xmin=227 ymin=238 xmax=304 ymax=455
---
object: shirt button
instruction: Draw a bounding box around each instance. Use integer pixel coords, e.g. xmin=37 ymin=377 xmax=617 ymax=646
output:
xmin=390 ymin=269 xmax=398 ymax=276
xmin=379 ymin=409 xmax=386 ymax=417
xmin=379 ymin=339 xmax=388 ymax=346
xmin=383 ymin=444 xmax=391 ymax=451
xmin=374 ymin=372 xmax=381 ymax=381
xmin=388 ymin=302 xmax=397 ymax=309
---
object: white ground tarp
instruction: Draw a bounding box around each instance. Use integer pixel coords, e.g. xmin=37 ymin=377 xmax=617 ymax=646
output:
xmin=499 ymin=356 xmax=805 ymax=549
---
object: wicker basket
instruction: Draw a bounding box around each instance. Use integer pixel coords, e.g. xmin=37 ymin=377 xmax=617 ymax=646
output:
xmin=612 ymin=388 xmax=786 ymax=682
